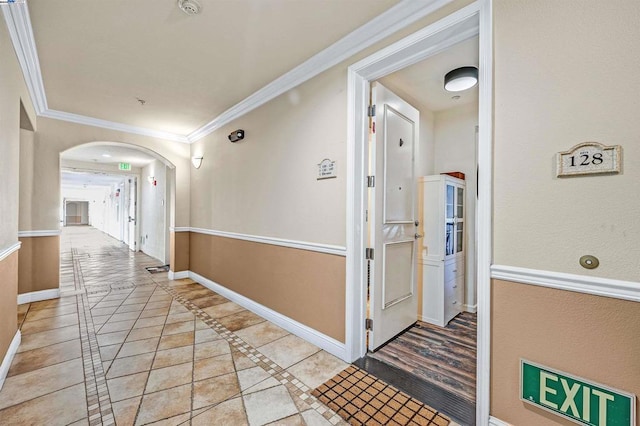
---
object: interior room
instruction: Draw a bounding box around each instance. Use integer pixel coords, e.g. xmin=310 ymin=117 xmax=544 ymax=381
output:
xmin=356 ymin=35 xmax=479 ymax=424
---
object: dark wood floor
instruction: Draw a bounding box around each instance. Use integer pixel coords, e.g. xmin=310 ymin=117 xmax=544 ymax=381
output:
xmin=369 ymin=312 xmax=477 ymax=403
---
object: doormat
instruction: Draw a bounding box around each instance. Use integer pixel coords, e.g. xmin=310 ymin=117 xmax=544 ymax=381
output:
xmin=145 ymin=265 xmax=169 ymax=274
xmin=311 ymin=365 xmax=452 ymax=425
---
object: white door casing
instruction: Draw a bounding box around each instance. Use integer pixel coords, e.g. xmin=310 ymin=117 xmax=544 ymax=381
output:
xmin=127 ymin=177 xmax=137 ymax=251
xmin=368 ymin=82 xmax=420 ymax=351
xmin=345 ymin=2 xmax=492 ymax=424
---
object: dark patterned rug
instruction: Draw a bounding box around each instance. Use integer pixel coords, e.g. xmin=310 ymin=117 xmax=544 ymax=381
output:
xmin=145 ymin=265 xmax=169 ymax=273
xmin=312 ymin=365 xmax=452 ymax=425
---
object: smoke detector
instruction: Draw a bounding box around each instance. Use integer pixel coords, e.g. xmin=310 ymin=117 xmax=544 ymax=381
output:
xmin=178 ymin=0 xmax=201 ymax=15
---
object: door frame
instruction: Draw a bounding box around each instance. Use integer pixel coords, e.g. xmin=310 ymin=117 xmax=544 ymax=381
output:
xmin=344 ymin=1 xmax=493 ymax=424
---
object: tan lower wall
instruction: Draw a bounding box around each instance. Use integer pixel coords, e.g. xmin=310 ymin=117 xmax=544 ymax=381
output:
xmin=18 ymin=236 xmax=60 ymax=294
xmin=0 ymin=251 xmax=18 ymax=361
xmin=170 ymin=231 xmax=190 ymax=272
xmin=491 ymin=279 xmax=640 ymax=425
xmin=189 ymin=232 xmax=345 ymax=342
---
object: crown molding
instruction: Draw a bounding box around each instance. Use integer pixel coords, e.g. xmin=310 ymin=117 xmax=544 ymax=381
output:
xmin=1 ymin=1 xmax=47 ymax=113
xmin=4 ymin=0 xmax=453 ymax=144
xmin=1 ymin=3 xmax=189 ymax=143
xmin=40 ymin=109 xmax=190 ymax=144
xmin=187 ymin=0 xmax=453 ymax=142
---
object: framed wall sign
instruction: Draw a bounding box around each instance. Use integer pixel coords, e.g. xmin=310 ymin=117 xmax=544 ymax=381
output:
xmin=317 ymin=158 xmax=337 ymax=180
xmin=557 ymin=142 xmax=621 ymax=177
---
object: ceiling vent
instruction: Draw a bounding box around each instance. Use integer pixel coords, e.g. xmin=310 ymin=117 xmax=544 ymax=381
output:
xmin=178 ymin=0 xmax=201 ymax=15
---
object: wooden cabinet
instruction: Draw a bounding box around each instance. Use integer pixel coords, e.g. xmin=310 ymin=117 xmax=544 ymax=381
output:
xmin=419 ymin=175 xmax=465 ymax=327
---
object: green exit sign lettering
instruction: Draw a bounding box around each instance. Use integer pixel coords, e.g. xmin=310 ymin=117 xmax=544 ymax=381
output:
xmin=119 ymin=162 xmax=131 ymax=171
xmin=521 ymin=360 xmax=635 ymax=426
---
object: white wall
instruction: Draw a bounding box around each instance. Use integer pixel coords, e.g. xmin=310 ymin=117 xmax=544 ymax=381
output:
xmin=140 ymin=160 xmax=167 ymax=263
xmin=417 ymin=109 xmax=436 ymax=178
xmin=62 ymin=184 xmax=123 ymax=238
xmin=433 ymin=102 xmax=478 ymax=309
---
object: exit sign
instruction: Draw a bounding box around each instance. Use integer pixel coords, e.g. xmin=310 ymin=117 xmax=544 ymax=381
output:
xmin=119 ymin=162 xmax=131 ymax=171
xmin=521 ymin=360 xmax=635 ymax=426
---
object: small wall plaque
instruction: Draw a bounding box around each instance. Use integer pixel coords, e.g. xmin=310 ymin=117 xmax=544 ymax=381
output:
xmin=317 ymin=159 xmax=337 ymax=180
xmin=557 ymin=142 xmax=621 ymax=177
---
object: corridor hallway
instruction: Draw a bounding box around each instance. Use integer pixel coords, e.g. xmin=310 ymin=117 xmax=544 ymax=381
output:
xmin=0 ymin=227 xmax=350 ymax=425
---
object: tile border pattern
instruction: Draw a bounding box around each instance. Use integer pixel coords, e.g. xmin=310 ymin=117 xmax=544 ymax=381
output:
xmin=72 ymin=251 xmax=115 ymax=426
xmin=155 ymin=280 xmax=345 ymax=425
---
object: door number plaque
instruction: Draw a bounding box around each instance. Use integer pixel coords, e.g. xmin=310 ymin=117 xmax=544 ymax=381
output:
xmin=557 ymin=142 xmax=621 ymax=177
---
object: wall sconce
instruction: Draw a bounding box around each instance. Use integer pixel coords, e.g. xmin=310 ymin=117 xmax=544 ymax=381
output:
xmin=444 ymin=66 xmax=478 ymax=92
xmin=192 ymin=156 xmax=203 ymax=169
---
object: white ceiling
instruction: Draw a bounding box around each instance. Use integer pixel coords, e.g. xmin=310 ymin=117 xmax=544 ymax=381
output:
xmin=62 ymin=144 xmax=156 ymax=168
xmin=28 ymin=0 xmax=399 ymax=135
xmin=380 ymin=36 xmax=479 ymax=113
xmin=61 ymin=170 xmax=127 ymax=189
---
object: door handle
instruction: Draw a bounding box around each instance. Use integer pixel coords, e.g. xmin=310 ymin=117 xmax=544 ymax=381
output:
xmin=414 ymin=233 xmax=423 ymax=239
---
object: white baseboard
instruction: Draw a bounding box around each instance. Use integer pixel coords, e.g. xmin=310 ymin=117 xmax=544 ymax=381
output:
xmin=0 ymin=331 xmax=21 ymax=391
xmin=189 ymin=271 xmax=347 ymax=361
xmin=168 ymin=271 xmax=189 ymax=280
xmin=17 ymin=288 xmax=60 ymax=305
xmin=464 ymin=303 xmax=478 ymax=313
xmin=489 ymin=416 xmax=511 ymax=426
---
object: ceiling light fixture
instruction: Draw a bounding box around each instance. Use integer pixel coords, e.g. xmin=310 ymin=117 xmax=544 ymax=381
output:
xmin=178 ymin=0 xmax=201 ymax=15
xmin=102 ymin=154 xmax=111 ymax=158
xmin=444 ymin=66 xmax=478 ymax=92
xmin=191 ymin=155 xmax=203 ymax=169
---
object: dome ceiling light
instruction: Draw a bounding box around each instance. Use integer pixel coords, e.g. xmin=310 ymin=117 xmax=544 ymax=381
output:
xmin=444 ymin=66 xmax=478 ymax=92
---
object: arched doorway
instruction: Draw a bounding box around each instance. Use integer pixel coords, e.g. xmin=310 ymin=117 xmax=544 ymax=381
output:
xmin=60 ymin=142 xmax=177 ymax=265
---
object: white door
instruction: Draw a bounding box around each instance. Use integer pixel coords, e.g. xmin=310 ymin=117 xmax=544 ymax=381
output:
xmin=127 ymin=177 xmax=137 ymax=251
xmin=367 ymin=82 xmax=420 ymax=351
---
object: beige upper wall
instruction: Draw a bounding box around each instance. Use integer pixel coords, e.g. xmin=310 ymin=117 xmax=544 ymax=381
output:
xmin=0 ymin=17 xmax=36 ymax=248
xmin=190 ymin=64 xmax=347 ymax=246
xmin=19 ymin=129 xmax=36 ymax=232
xmin=22 ymin=117 xmax=191 ymax=231
xmin=493 ymin=0 xmax=640 ymax=281
xmin=189 ymin=0 xmax=475 ymax=246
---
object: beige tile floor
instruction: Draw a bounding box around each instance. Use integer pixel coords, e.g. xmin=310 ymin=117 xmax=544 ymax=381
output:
xmin=0 ymin=227 xmax=348 ymax=426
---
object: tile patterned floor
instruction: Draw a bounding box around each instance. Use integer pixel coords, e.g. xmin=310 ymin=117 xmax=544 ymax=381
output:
xmin=0 ymin=227 xmax=349 ymax=425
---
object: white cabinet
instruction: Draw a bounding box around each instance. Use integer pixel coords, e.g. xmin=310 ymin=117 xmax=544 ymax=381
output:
xmin=419 ymin=175 xmax=465 ymax=327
